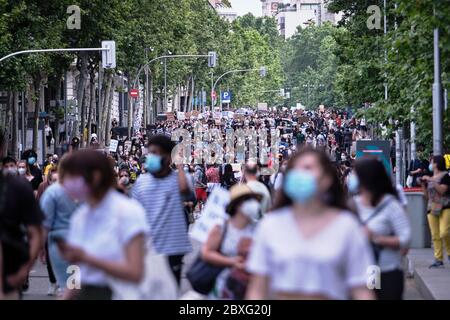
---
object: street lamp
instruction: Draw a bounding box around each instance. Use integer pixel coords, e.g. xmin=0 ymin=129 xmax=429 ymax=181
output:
xmin=211 ymin=66 xmax=267 ymax=111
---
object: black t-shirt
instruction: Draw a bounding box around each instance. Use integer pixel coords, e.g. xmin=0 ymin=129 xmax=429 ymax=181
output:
xmin=0 ymin=175 xmax=44 ymax=293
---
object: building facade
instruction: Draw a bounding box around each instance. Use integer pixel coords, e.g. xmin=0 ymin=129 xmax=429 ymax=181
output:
xmin=208 ymin=0 xmax=237 ymax=22
xmin=261 ymin=0 xmax=342 ymax=39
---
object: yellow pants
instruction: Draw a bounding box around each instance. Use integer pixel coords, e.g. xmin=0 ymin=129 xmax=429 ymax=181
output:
xmin=428 ymin=208 xmax=450 ymax=261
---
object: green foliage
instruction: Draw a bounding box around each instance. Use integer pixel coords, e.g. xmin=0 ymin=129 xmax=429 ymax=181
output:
xmin=329 ymin=0 xmax=450 ymax=152
xmin=283 ymin=23 xmax=340 ymax=109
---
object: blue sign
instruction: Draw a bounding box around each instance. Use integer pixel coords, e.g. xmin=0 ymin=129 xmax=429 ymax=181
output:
xmin=221 ymin=91 xmax=231 ymax=104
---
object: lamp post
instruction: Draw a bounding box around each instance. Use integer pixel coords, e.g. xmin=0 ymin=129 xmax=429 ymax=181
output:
xmin=212 ymin=67 xmax=267 ymax=111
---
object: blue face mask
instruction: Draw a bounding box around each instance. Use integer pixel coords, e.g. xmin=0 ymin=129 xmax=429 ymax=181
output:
xmin=28 ymin=157 xmax=36 ymax=165
xmin=429 ymin=163 xmax=433 ymax=172
xmin=347 ymin=173 xmax=359 ymax=194
xmin=145 ymin=154 xmax=162 ymax=173
xmin=283 ymin=169 xmax=318 ymax=204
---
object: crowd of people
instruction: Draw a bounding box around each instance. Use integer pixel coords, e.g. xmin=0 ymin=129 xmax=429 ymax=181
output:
xmin=0 ymin=106 xmax=449 ymax=300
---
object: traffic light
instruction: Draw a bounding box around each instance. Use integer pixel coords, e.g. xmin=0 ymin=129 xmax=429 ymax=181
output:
xmin=259 ymin=66 xmax=267 ymax=77
xmin=102 ymin=40 xmax=116 ymax=69
xmin=208 ymin=51 xmax=217 ymax=68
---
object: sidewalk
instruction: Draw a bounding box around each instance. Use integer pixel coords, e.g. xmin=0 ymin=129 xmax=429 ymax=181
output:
xmin=406 ymin=249 xmax=450 ymax=300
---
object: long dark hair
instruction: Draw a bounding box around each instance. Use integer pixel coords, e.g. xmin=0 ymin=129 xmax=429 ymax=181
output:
xmin=354 ymin=157 xmax=398 ymax=207
xmin=273 ymin=147 xmax=349 ymax=211
xmin=221 ymin=164 xmax=236 ymax=186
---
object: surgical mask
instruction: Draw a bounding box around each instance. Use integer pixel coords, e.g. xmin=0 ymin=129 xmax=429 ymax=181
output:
xmin=145 ymin=154 xmax=162 ymax=173
xmin=28 ymin=157 xmax=36 ymax=165
xmin=429 ymin=163 xmax=433 ymax=172
xmin=63 ymin=177 xmax=90 ymax=201
xmin=347 ymin=173 xmax=359 ymax=194
xmin=283 ymin=169 xmax=318 ymax=204
xmin=18 ymin=168 xmax=26 ymax=176
xmin=240 ymin=199 xmax=261 ymax=223
xmin=3 ymin=167 xmax=17 ymax=176
xmin=120 ymin=177 xmax=130 ymax=185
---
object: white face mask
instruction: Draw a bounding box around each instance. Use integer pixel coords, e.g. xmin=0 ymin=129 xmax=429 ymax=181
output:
xmin=18 ymin=168 xmax=26 ymax=176
xmin=240 ymin=199 xmax=261 ymax=223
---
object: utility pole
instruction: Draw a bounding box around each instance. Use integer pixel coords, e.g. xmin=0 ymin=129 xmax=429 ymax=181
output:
xmin=432 ymin=22 xmax=443 ymax=155
xmin=64 ymin=71 xmax=68 ymax=144
xmin=410 ymin=106 xmax=416 ymax=161
xmin=21 ymin=91 xmax=25 ymax=151
xmin=164 ymin=57 xmax=167 ymax=112
xmin=210 ymin=72 xmax=214 ymax=112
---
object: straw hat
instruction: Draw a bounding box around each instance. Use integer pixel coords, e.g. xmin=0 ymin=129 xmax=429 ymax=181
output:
xmin=229 ymin=184 xmax=256 ymax=202
xmin=226 ymin=183 xmax=261 ymax=216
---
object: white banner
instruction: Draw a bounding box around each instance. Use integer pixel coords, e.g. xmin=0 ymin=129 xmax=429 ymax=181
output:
xmin=190 ymin=187 xmax=230 ymax=243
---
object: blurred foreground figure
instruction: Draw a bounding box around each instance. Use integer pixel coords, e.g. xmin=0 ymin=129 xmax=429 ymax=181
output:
xmin=0 ymin=133 xmax=44 ymax=300
xmin=58 ymin=149 xmax=148 ymax=300
xmin=350 ymin=157 xmax=411 ymax=300
xmin=246 ymin=148 xmax=375 ymax=300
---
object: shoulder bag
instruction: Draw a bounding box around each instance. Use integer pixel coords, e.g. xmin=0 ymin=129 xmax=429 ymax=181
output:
xmin=186 ymin=223 xmax=228 ymax=295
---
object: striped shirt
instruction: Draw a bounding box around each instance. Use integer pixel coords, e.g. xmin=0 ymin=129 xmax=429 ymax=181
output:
xmin=354 ymin=194 xmax=411 ymax=272
xmin=131 ymin=171 xmax=192 ymax=256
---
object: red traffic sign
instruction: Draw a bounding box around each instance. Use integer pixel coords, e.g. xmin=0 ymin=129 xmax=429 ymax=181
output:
xmin=130 ymin=89 xmax=139 ymax=98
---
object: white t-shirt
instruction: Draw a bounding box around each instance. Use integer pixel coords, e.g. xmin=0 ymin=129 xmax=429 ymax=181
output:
xmin=68 ymin=190 xmax=148 ymax=286
xmin=247 ymin=207 xmax=374 ymax=300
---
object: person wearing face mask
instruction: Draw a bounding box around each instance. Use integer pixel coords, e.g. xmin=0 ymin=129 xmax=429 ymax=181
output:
xmin=21 ymin=149 xmax=43 ymax=192
xmin=243 ymin=162 xmax=271 ymax=215
xmin=17 ymin=160 xmax=37 ymax=192
xmin=200 ymin=184 xmax=261 ymax=299
xmin=420 ymin=155 xmax=450 ymax=268
xmin=2 ymin=157 xmax=18 ymax=176
xmin=39 ymin=159 xmax=79 ymax=297
xmin=131 ymin=135 xmax=192 ymax=286
xmin=349 ymin=158 xmax=411 ymax=300
xmin=116 ymin=168 xmax=131 ymax=195
xmin=57 ymin=150 xmax=148 ymax=300
xmin=246 ymin=148 xmax=375 ymax=300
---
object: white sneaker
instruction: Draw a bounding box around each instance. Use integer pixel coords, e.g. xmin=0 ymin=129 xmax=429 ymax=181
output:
xmin=47 ymin=283 xmax=58 ymax=296
xmin=56 ymin=288 xmax=64 ymax=298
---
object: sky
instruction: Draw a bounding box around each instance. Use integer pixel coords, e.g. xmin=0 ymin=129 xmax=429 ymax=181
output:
xmin=230 ymin=0 xmax=262 ymax=17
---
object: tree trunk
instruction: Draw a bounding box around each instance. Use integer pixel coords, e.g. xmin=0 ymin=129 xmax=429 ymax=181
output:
xmin=127 ymin=72 xmax=133 ymax=138
xmin=188 ymin=75 xmax=194 ymax=112
xmin=100 ymin=72 xmax=113 ymax=144
xmin=73 ymin=52 xmax=89 ymax=140
xmin=80 ymin=81 xmax=88 ymax=147
xmin=149 ymin=75 xmax=154 ymax=124
xmin=32 ymin=75 xmax=41 ymax=152
xmin=87 ymin=72 xmax=96 ymax=148
xmin=105 ymin=76 xmax=116 ymax=146
xmin=2 ymin=92 xmax=12 ymax=158
xmin=10 ymin=92 xmax=19 ymax=159
xmin=183 ymin=77 xmax=189 ymax=112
